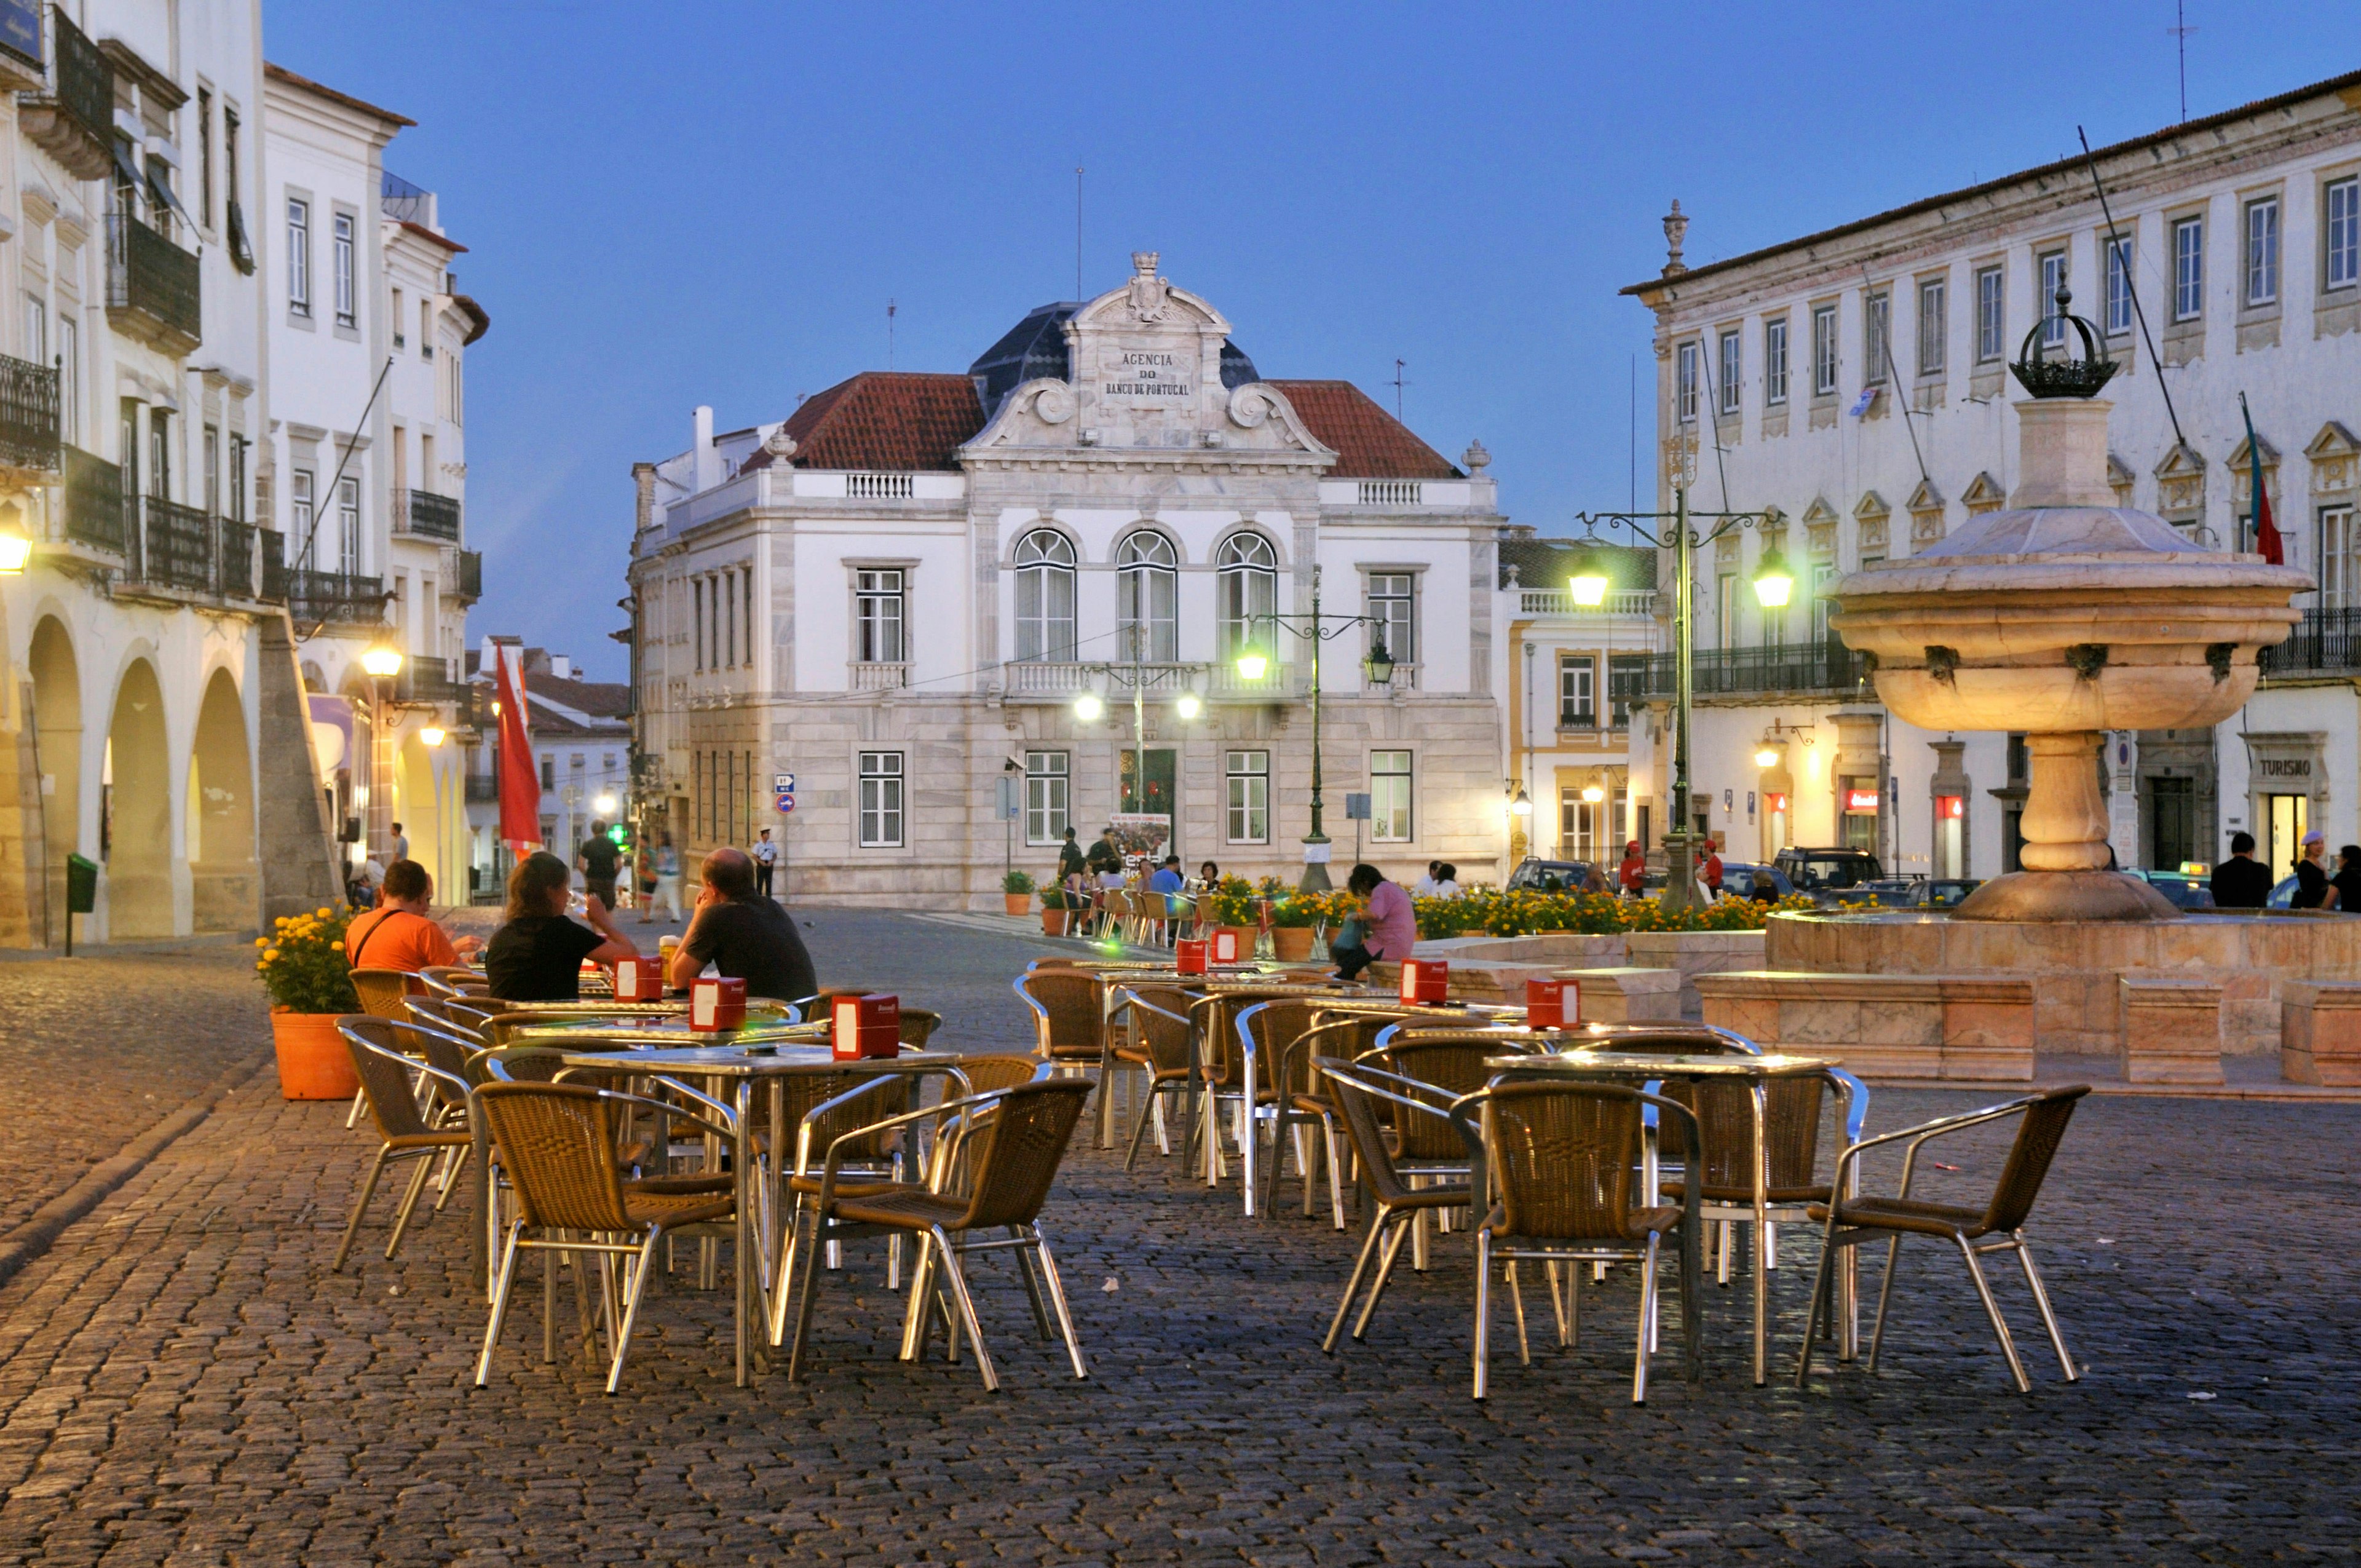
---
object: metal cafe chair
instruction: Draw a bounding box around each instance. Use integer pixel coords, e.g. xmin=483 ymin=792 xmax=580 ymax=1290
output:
xmin=1315 ymin=1058 xmax=1476 ymax=1352
xmin=1449 ymin=1079 xmax=1704 ymax=1403
xmin=1795 ymin=1085 xmax=2090 ymax=1395
xmin=1113 ymin=987 xmax=1198 ymax=1170
xmin=333 ymin=1020 xmax=475 ymax=1272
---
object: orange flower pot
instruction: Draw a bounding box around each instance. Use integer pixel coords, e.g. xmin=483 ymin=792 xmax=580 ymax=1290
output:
xmin=271 ymin=1008 xmax=360 ymax=1101
xmin=1219 ymin=925 xmax=1260 ymax=960
xmin=1005 ymin=893 xmax=1034 ymax=916
xmin=1041 ymin=909 xmax=1070 ymax=936
xmin=1269 ymin=926 xmax=1317 ymax=963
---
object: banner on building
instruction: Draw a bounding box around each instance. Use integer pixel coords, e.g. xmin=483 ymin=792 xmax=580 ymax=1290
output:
xmin=492 ymin=643 xmax=541 ymax=852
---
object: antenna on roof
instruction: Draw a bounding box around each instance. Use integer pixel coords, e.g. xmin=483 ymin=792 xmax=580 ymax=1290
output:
xmin=2169 ymin=1 xmax=2195 ymax=122
xmin=1075 ymin=166 xmax=1085 ymax=301
xmin=887 ymin=299 xmax=896 ymax=371
xmin=1392 ymin=358 xmax=1407 ymax=422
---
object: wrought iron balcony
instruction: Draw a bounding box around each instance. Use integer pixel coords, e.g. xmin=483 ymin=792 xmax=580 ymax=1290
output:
xmin=279 ymin=569 xmax=387 ymax=628
xmin=464 ymin=774 xmax=499 ymax=804
xmin=61 ymin=446 xmax=122 ymax=552
xmin=393 ymin=488 xmax=460 ymax=540
xmin=18 ymin=12 xmax=111 ymax=181
xmin=105 ymin=212 xmax=201 ymax=352
xmin=395 ymin=654 xmax=467 ymax=706
xmin=0 ymin=352 xmax=59 ymax=475
xmin=454 ymin=548 xmax=481 ymax=602
xmin=125 ymin=497 xmax=212 ymax=593
xmin=216 ymin=520 xmax=258 ymax=600
xmin=1639 ymin=639 xmax=1873 ymax=701
xmin=2260 ymin=609 xmax=2361 ymax=680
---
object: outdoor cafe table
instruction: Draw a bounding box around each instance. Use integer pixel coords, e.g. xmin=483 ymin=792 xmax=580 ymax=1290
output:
xmin=547 ymin=1042 xmax=958 ymax=1386
xmin=499 ymin=1015 xmax=827 ymax=1048
xmin=1179 ymin=980 xmax=1375 ymax=1214
xmin=1079 ymin=964 xmax=1294 ymax=1146
xmin=1481 ymin=1048 xmax=1840 ymax=1385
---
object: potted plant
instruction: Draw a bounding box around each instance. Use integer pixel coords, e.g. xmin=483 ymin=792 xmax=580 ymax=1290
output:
xmin=1203 ymin=875 xmax=1263 ymax=959
xmin=1038 ymin=884 xmax=1071 ymax=937
xmin=254 ymin=905 xmax=363 ymax=1101
xmin=1265 ymin=894 xmax=1322 ymax=963
xmin=1002 ymin=868 xmax=1037 ymax=917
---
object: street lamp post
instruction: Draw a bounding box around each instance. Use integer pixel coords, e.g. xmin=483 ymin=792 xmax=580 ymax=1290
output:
xmin=419 ymin=724 xmax=448 ymax=899
xmin=359 ymin=641 xmax=405 ymax=871
xmin=1071 ymin=674 xmax=1202 ymax=867
xmin=1568 ymin=488 xmax=1790 ymax=912
xmin=1233 ymin=564 xmax=1396 ymax=893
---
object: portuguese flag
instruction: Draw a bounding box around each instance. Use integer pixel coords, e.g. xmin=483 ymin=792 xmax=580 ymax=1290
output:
xmin=2240 ymin=392 xmax=2285 ymax=566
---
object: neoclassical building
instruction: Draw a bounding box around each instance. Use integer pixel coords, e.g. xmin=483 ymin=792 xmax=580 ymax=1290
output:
xmin=1625 ymin=68 xmax=2361 ymax=884
xmin=627 ymin=254 xmax=1508 ymax=906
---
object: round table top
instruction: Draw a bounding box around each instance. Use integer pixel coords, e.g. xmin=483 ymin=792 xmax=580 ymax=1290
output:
xmin=509 ymin=1016 xmax=828 ymax=1048
xmin=1484 ymin=1049 xmax=1837 ymax=1077
xmin=553 ymin=1042 xmax=957 ymax=1075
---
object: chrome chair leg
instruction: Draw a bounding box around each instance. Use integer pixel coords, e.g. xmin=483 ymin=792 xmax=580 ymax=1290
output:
xmin=1351 ymin=1215 xmax=1415 ymax=1342
xmin=474 ymin=1223 xmax=524 ymax=1387
xmin=332 ymin=1149 xmax=392 ymax=1273
xmin=1956 ymin=1236 xmax=2032 ymax=1393
xmin=1632 ymin=1233 xmax=1660 ymax=1405
xmin=2013 ymin=1238 xmax=2079 ymax=1381
xmin=1471 ymin=1228 xmax=1492 ymax=1401
xmin=605 ymin=1229 xmax=663 ymax=1394
xmin=1032 ymin=1224 xmax=1088 ymax=1379
xmin=933 ymin=1227 xmax=998 ymax=1393
xmin=346 ymin=1085 xmax=366 ymax=1130
xmin=1506 ymin=1261 xmax=1531 ymax=1366
xmin=384 ymin=1155 xmax=437 ymax=1261
xmin=1011 ymin=1225 xmax=1054 ymax=1339
xmin=1324 ymin=1212 xmax=1391 ymax=1352
xmin=1324 ymin=1123 xmax=1349 ymax=1231
xmin=1867 ymin=1235 xmax=1904 ymax=1372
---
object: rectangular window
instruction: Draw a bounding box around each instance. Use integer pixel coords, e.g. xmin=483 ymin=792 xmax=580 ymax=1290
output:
xmin=2174 ymin=216 xmax=2204 ymax=321
xmin=287 ymin=199 xmax=310 ymax=316
xmin=1975 ymin=265 xmax=2005 ymax=362
xmin=1024 ymin=751 xmax=1069 ymax=845
xmin=1862 ymin=290 xmax=1890 ymax=384
xmin=197 ymin=87 xmax=213 ymax=226
xmin=1608 ymin=654 xmax=1647 ymax=730
xmin=336 ymin=475 xmax=360 ymax=574
xmin=2329 ymin=177 xmax=2360 ymax=292
xmin=2039 ymin=250 xmax=2068 ymax=345
xmin=1369 ymin=751 xmax=1412 ymax=842
xmin=227 ymin=435 xmax=246 ymax=522
xmin=857 ymin=752 xmax=904 ymax=847
xmin=148 ymin=408 xmax=170 ymax=499
xmin=1366 ymin=572 xmax=1415 ymax=665
xmin=332 ymin=212 xmax=356 ymax=326
xmin=743 ymin=567 xmax=756 ymax=667
xmin=290 ymin=469 xmax=313 ymax=552
xmin=1811 ymin=305 xmax=1838 ymax=395
xmin=58 ymin=316 xmax=76 ymax=444
xmin=1717 ymin=330 xmax=1741 ymax=415
xmin=692 ymin=579 xmax=705 ymax=672
xmin=1225 ymin=750 xmax=1270 ymax=844
xmin=1763 ymin=316 xmax=1788 ymax=405
xmin=1675 ymin=340 xmax=1698 ymax=424
xmin=2322 ymin=505 xmax=2359 ymax=611
xmin=20 ymin=293 xmax=41 ymax=369
xmin=420 ymin=299 xmax=433 ymax=358
xmin=2105 ymin=236 xmax=2134 ymax=335
xmin=391 ymin=287 xmax=405 ymax=349
xmin=1811 ymin=564 xmax=1838 ymax=646
xmin=2245 ymin=196 xmax=2280 ymax=306
xmin=1916 ymin=278 xmax=1945 ymax=376
xmin=1717 ymin=572 xmax=1738 ymax=651
xmin=1558 ymin=655 xmax=1595 ymax=729
xmin=540 ymin=755 xmax=555 ymax=791
xmin=203 ymin=425 xmax=219 ymax=515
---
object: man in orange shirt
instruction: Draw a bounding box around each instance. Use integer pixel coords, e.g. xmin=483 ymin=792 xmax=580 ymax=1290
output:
xmin=344 ymin=860 xmax=483 ymax=972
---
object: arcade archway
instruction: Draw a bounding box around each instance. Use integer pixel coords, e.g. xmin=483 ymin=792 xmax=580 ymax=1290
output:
xmin=188 ymin=668 xmax=255 ymax=932
xmin=102 ymin=660 xmax=172 ymax=938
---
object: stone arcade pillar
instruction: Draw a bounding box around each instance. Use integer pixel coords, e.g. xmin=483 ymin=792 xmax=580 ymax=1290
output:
xmin=256 ymin=611 xmax=345 ymax=924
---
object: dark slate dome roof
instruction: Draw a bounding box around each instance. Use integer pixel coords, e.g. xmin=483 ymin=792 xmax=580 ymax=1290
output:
xmin=967 ymin=301 xmax=1260 ymax=416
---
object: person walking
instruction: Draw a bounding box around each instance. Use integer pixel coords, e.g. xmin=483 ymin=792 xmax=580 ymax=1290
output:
xmin=649 ymin=834 xmax=684 ymax=922
xmin=1058 ymin=828 xmax=1088 ymax=885
xmin=1329 ymin=863 xmax=1417 ymax=983
xmin=1618 ymin=839 xmax=1647 ymax=895
xmin=1700 ymin=838 xmax=1725 ymax=900
xmin=633 ymin=842 xmax=658 ymax=924
xmin=577 ymin=822 xmax=622 ymax=913
xmin=389 ymin=822 xmax=409 ymax=862
xmin=2210 ymin=831 xmax=2272 ymax=909
xmin=751 ymin=827 xmax=780 ymax=898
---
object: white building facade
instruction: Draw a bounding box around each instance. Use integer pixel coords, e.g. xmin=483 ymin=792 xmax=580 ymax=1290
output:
xmin=263 ymin=62 xmax=483 ymax=899
xmin=1625 ymin=70 xmax=2361 ymax=884
xmin=628 ymin=254 xmax=1509 ymax=908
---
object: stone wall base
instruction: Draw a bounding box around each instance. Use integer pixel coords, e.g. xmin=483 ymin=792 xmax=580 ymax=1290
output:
xmin=1696 ymin=970 xmax=2034 ymax=1081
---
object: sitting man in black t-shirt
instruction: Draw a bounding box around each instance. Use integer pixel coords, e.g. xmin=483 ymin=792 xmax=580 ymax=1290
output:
xmin=667 ymin=847 xmax=817 ymax=1004
xmin=483 ymin=850 xmax=639 ymax=1000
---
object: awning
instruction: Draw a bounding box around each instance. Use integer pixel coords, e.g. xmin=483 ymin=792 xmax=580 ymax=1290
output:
xmin=144 ymin=160 xmax=194 ymax=230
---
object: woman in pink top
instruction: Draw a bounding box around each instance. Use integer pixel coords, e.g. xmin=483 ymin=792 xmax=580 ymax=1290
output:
xmin=1331 ymin=863 xmax=1417 ymax=981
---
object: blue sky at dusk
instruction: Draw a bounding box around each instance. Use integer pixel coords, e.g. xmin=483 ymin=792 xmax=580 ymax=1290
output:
xmin=263 ymin=1 xmax=2355 ymax=679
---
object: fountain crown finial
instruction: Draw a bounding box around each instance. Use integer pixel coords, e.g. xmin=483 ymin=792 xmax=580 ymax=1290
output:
xmin=2012 ymin=284 xmax=2119 ymax=399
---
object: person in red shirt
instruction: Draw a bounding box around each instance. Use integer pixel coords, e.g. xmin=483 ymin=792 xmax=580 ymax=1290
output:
xmin=1700 ymin=839 xmax=1725 ymax=899
xmin=1618 ymin=840 xmax=1647 ymax=895
xmin=343 ymin=859 xmax=481 ymax=973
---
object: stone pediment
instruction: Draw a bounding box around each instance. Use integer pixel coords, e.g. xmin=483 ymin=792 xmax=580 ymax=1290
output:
xmin=961 ymin=252 xmax=1333 ymax=468
xmin=2308 ymin=421 xmax=2359 ymax=493
xmin=1961 ymin=470 xmax=2006 ymax=515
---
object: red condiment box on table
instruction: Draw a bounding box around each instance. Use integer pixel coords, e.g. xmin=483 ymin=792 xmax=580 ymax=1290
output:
xmin=1175 ymin=938 xmax=1209 ymax=976
xmin=1399 ymin=959 xmax=1450 ymax=1006
xmin=690 ymin=976 xmax=746 ymax=1031
xmin=1525 ymin=976 xmax=1577 ymax=1030
xmin=613 ymin=956 xmax=666 ymax=1002
xmin=831 ymin=993 xmax=901 ymax=1061
xmin=1209 ymin=929 xmax=1241 ymax=965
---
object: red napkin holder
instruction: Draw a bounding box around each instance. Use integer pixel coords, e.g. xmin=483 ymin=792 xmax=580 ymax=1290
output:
xmin=1209 ymin=929 xmax=1241 ymax=965
xmin=831 ymin=992 xmax=901 ymax=1061
xmin=690 ymin=976 xmax=747 ymax=1031
xmin=1176 ymin=938 xmax=1209 ymax=976
xmin=1525 ymin=976 xmax=1576 ymax=1030
xmin=1400 ymin=959 xmax=1450 ymax=1006
xmin=613 ymin=956 xmax=666 ymax=1002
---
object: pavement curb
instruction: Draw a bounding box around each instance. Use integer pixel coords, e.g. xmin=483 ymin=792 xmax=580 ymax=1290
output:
xmin=0 ymin=1047 xmax=274 ymax=1293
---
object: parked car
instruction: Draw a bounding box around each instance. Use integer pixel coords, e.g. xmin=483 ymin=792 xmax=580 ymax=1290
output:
xmin=2130 ymin=868 xmax=2216 ymax=910
xmin=1714 ymin=861 xmax=1793 ymax=901
xmin=1774 ymin=847 xmax=1886 ymax=905
xmin=1914 ymin=878 xmax=1982 ymax=909
xmin=1506 ymin=857 xmax=1600 ymax=893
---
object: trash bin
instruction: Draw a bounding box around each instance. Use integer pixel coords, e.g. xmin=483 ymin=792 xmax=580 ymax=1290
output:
xmin=63 ymin=853 xmax=96 ymax=956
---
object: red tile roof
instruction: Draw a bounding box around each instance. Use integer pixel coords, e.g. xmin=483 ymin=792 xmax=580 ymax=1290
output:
xmin=1264 ymin=380 xmax=1463 ymax=479
xmin=738 ymin=373 xmax=984 ymax=475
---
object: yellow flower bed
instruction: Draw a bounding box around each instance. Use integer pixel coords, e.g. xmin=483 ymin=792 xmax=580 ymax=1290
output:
xmin=254 ymin=905 xmax=361 ymax=1013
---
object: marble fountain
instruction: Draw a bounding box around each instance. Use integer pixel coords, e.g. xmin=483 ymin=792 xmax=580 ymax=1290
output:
xmin=1697 ymin=293 xmax=2361 ymax=1086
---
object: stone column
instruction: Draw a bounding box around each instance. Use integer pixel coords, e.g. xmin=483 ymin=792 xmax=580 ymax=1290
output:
xmin=2020 ymin=731 xmax=2111 ymax=871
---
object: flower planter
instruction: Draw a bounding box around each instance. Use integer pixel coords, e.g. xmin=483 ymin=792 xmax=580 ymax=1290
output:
xmin=1219 ymin=925 xmax=1260 ymax=960
xmin=271 ymin=1008 xmax=360 ymax=1101
xmin=1004 ymin=893 xmax=1033 ymax=917
xmin=1269 ymin=925 xmax=1317 ymax=963
xmin=1040 ymin=908 xmax=1070 ymax=937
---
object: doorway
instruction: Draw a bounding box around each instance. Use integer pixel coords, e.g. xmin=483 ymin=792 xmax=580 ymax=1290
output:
xmin=2267 ymin=793 xmax=2309 ymax=883
xmin=2147 ymin=777 xmax=2194 ymax=872
xmin=1118 ymin=747 xmax=1176 ymax=817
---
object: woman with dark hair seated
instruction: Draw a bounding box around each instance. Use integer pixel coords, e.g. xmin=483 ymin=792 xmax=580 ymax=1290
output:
xmin=1329 ymin=863 xmax=1417 ymax=983
xmin=482 ymin=850 xmax=639 ymax=1001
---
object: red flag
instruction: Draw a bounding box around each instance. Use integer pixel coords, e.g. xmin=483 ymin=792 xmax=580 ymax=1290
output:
xmin=2240 ymin=394 xmax=2285 ymax=566
xmin=493 ymin=644 xmax=542 ymax=853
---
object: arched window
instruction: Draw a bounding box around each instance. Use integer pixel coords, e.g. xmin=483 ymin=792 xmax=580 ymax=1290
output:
xmin=1013 ymin=529 xmax=1077 ymax=661
xmin=1115 ymin=531 xmax=1177 ymax=663
xmin=1216 ymin=533 xmax=1277 ymax=661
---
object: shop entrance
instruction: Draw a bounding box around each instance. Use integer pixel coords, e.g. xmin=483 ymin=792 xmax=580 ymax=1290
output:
xmin=2267 ymin=793 xmax=2309 ymax=883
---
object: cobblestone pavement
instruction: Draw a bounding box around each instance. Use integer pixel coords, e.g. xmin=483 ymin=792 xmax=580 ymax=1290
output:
xmin=0 ymin=943 xmax=272 ymax=1238
xmin=0 ymin=910 xmax=2355 ymax=1564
